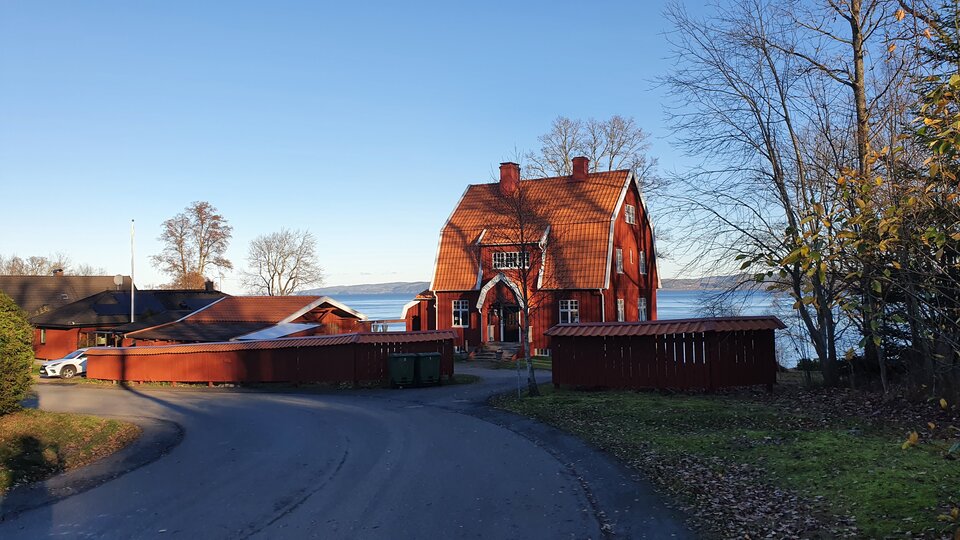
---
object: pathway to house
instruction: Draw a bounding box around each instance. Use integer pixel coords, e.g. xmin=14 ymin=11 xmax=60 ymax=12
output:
xmin=0 ymin=365 xmax=691 ymax=539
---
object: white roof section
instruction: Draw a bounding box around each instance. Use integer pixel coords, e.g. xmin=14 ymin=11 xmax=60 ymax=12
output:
xmin=234 ymin=322 xmax=321 ymax=341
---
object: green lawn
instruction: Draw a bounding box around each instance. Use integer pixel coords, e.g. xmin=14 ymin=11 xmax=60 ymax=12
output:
xmin=0 ymin=409 xmax=141 ymax=492
xmin=496 ymin=386 xmax=959 ymax=538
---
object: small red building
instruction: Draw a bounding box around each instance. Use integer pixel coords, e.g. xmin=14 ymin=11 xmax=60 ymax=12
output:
xmin=406 ymin=156 xmax=660 ymax=354
xmin=124 ymin=295 xmax=368 ymax=345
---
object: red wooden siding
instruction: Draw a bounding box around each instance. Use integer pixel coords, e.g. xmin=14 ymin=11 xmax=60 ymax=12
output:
xmin=548 ymin=318 xmax=783 ymax=390
xmin=87 ymin=331 xmax=455 ymax=384
xmin=33 ymin=328 xmax=81 ymax=360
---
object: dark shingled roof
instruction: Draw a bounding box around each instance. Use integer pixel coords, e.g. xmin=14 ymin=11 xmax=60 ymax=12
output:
xmin=0 ymin=275 xmax=131 ymax=317
xmin=30 ymin=289 xmax=227 ymax=329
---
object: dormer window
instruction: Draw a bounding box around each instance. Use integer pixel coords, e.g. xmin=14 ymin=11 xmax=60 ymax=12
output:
xmin=625 ymin=204 xmax=637 ymax=225
xmin=493 ymin=251 xmax=530 ymax=270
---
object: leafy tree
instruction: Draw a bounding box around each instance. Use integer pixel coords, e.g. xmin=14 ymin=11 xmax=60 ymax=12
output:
xmin=0 ymin=292 xmax=34 ymax=415
xmin=151 ymin=201 xmax=233 ymax=288
xmin=242 ymin=229 xmax=324 ymax=295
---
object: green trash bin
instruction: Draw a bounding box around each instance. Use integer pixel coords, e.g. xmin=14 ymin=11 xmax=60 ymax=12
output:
xmin=389 ymin=353 xmax=417 ymax=387
xmin=415 ymin=352 xmax=441 ymax=386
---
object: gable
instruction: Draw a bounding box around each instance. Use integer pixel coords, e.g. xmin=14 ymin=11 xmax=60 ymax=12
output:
xmin=432 ymin=170 xmax=634 ymax=291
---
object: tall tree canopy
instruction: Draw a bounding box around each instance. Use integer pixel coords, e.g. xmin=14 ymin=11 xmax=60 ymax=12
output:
xmin=151 ymin=201 xmax=233 ymax=289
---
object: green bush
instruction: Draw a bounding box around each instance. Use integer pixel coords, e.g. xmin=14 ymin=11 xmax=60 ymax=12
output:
xmin=0 ymin=292 xmax=34 ymax=415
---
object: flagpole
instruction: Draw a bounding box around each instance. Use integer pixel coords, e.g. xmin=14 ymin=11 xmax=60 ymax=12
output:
xmin=131 ymin=219 xmax=135 ymax=323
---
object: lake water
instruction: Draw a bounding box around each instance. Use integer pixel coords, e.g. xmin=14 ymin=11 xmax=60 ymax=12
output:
xmin=329 ymin=289 xmax=782 ymax=326
xmin=328 ymin=290 xmax=799 ymax=365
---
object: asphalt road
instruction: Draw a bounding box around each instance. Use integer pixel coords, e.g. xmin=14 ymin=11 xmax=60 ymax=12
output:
xmin=0 ymin=365 xmax=692 ymax=539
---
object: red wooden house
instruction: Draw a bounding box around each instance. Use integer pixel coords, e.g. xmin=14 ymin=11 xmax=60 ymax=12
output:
xmin=405 ymin=156 xmax=660 ymax=354
xmin=123 ymin=295 xmax=368 ymax=345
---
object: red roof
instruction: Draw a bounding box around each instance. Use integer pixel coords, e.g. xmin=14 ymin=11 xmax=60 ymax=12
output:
xmin=185 ymin=296 xmax=324 ymax=323
xmin=544 ymin=316 xmax=786 ymax=337
xmin=87 ymin=330 xmax=458 ymax=356
xmin=432 ymin=171 xmax=634 ymax=291
xmin=124 ymin=296 xmax=366 ymax=342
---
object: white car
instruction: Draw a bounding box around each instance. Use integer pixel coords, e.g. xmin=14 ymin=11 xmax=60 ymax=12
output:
xmin=39 ymin=348 xmax=90 ymax=379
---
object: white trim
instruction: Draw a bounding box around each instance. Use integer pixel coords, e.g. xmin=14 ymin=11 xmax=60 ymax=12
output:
xmin=400 ymin=299 xmax=420 ymax=320
xmin=633 ymin=173 xmax=663 ymax=289
xmin=537 ymin=225 xmax=550 ymax=290
xmin=599 ymin=289 xmax=606 ymax=322
xmin=604 ymin=171 xmax=633 ymax=290
xmin=451 ymin=299 xmax=470 ymax=327
xmin=281 ymin=296 xmax=368 ymax=323
xmin=475 ymin=273 xmax=525 ymax=310
xmin=429 ymin=185 xmax=472 ymax=292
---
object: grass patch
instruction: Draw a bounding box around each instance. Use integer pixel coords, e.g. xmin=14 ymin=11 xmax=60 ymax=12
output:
xmin=0 ymin=409 xmax=141 ymax=492
xmin=495 ymin=386 xmax=959 ymax=538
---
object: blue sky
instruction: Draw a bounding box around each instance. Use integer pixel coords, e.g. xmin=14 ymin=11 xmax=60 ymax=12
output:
xmin=0 ymin=1 xmax=700 ymax=293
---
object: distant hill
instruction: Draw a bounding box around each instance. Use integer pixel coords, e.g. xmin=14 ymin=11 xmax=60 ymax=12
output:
xmin=661 ymin=275 xmax=753 ymax=291
xmin=303 ymin=276 xmax=750 ymax=295
xmin=300 ymin=281 xmax=430 ymax=296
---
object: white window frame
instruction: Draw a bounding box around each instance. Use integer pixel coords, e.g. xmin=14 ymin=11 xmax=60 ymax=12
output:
xmin=638 ymin=297 xmax=648 ymax=322
xmin=452 ymin=300 xmax=470 ymax=327
xmin=625 ymin=204 xmax=637 ymax=225
xmin=615 ymin=248 xmax=624 ymax=274
xmin=559 ymin=299 xmax=579 ymax=324
xmin=639 ymin=250 xmax=647 ymax=275
xmin=616 ymin=298 xmax=625 ymax=322
xmin=40 ymin=328 xmax=46 ymax=344
xmin=492 ymin=251 xmax=531 ymax=270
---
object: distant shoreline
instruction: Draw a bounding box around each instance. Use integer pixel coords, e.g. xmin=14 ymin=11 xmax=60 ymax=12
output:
xmin=303 ymin=275 xmax=756 ymax=296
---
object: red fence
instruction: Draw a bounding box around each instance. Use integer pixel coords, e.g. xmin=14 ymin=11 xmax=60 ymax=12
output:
xmin=86 ymin=331 xmax=456 ymax=385
xmin=546 ymin=317 xmax=784 ymax=390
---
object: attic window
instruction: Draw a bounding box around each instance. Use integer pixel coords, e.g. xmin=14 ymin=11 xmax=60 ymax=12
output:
xmin=493 ymin=251 xmax=530 ymax=270
xmin=59 ymin=293 xmax=69 ymax=301
xmin=625 ymin=204 xmax=637 ymax=225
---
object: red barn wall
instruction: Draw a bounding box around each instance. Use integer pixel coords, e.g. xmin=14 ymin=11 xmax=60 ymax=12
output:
xmin=34 ymin=327 xmax=80 ymax=359
xmin=607 ymin=185 xmax=657 ymax=322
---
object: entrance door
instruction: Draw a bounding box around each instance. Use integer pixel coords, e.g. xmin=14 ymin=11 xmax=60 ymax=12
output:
xmin=502 ymin=307 xmax=521 ymax=342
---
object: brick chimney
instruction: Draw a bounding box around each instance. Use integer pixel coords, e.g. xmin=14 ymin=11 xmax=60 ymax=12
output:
xmin=572 ymin=156 xmax=589 ymax=181
xmin=52 ymin=268 xmax=64 ymax=277
xmin=499 ymin=162 xmax=520 ymax=196
xmin=204 ymin=280 xmax=215 ymax=292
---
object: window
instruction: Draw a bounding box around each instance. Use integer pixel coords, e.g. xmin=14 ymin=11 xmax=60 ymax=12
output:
xmin=625 ymin=204 xmax=637 ymax=225
xmin=616 ymin=248 xmax=624 ymax=274
xmin=639 ymin=250 xmax=647 ymax=275
xmin=559 ymin=299 xmax=579 ymax=324
xmin=40 ymin=329 xmax=46 ymax=344
xmin=493 ymin=251 xmax=530 ymax=269
xmin=616 ymin=298 xmax=625 ymax=322
xmin=638 ymin=297 xmax=648 ymax=322
xmin=452 ymin=300 xmax=470 ymax=327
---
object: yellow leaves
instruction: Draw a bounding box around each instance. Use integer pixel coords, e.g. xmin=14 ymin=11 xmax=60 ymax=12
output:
xmin=887 ymin=42 xmax=897 ymax=54
xmin=875 ymin=176 xmax=884 ymax=187
xmin=938 ymin=507 xmax=960 ymax=522
xmin=928 ymin=422 xmax=937 ymax=430
xmin=924 ymin=28 xmax=933 ymax=39
xmin=941 ymin=398 xmax=949 ymax=410
xmin=894 ymin=8 xmax=905 ymax=21
xmin=902 ymin=431 xmax=919 ymax=449
xmin=836 ymin=176 xmax=846 ymax=186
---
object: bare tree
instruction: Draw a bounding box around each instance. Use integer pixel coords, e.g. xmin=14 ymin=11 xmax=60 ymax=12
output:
xmin=242 ymin=229 xmax=324 ymax=295
xmin=0 ymin=253 xmax=72 ymax=275
xmin=524 ymin=115 xmax=663 ymax=192
xmin=151 ymin=201 xmax=233 ymax=289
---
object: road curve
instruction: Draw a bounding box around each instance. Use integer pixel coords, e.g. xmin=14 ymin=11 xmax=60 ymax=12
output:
xmin=0 ymin=366 xmax=692 ymax=539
